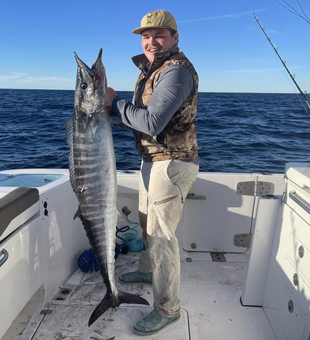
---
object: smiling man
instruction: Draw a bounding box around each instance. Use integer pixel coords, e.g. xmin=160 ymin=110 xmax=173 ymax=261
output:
xmin=106 ymin=9 xmax=199 ymax=336
xmin=141 ymin=27 xmax=178 ymax=62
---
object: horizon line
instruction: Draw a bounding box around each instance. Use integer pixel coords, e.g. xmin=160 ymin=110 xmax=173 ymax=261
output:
xmin=0 ymin=87 xmax=299 ymax=95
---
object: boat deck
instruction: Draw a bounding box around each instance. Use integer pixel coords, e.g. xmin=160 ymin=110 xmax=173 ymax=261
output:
xmin=12 ymin=252 xmax=276 ymax=340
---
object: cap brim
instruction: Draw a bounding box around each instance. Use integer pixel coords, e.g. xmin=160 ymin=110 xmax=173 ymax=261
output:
xmin=132 ymin=26 xmax=174 ymax=34
xmin=132 ymin=26 xmax=153 ymax=34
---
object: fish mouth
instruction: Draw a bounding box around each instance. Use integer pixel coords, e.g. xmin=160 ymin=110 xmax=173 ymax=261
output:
xmin=74 ymin=52 xmax=93 ymax=75
xmin=93 ymin=48 xmax=103 ymax=68
xmin=74 ymin=49 xmax=103 ymax=76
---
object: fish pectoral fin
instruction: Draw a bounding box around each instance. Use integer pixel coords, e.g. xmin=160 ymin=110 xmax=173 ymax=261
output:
xmin=118 ymin=290 xmax=150 ymax=307
xmin=88 ymin=290 xmax=150 ymax=327
xmin=73 ymin=206 xmax=82 ymax=220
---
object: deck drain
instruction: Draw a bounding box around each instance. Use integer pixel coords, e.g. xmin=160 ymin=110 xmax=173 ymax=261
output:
xmin=52 ymin=287 xmax=72 ymax=301
xmin=211 ymin=252 xmax=226 ymax=262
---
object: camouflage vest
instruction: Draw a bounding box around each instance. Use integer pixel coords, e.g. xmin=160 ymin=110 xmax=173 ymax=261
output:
xmin=132 ymin=46 xmax=199 ymax=162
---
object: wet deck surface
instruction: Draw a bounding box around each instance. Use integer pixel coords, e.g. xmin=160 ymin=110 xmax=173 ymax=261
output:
xmin=26 ymin=254 xmax=276 ymax=339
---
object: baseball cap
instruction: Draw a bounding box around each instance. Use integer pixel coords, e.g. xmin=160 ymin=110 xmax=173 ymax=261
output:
xmin=132 ymin=9 xmax=177 ymax=35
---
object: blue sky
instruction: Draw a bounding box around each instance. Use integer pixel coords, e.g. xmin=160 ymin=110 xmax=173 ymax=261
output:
xmin=0 ymin=0 xmax=309 ymax=93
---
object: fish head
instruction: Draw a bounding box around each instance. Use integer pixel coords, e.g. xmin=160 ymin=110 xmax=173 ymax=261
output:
xmin=74 ymin=49 xmax=107 ymax=126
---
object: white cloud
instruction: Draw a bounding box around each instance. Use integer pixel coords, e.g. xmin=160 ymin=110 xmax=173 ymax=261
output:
xmin=0 ymin=72 xmax=28 ymax=81
xmin=0 ymin=72 xmax=73 ymax=83
xmin=266 ymin=29 xmax=280 ymax=35
xmin=0 ymin=72 xmax=74 ymax=89
xmin=224 ymin=67 xmax=282 ymax=74
xmin=179 ymin=9 xmax=266 ymax=23
xmin=19 ymin=76 xmax=73 ymax=82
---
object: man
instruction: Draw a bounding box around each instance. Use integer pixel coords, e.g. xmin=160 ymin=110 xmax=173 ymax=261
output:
xmin=105 ymin=9 xmax=199 ymax=336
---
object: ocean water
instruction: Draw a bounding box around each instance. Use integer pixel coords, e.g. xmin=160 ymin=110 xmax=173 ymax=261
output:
xmin=0 ymin=89 xmax=309 ymax=174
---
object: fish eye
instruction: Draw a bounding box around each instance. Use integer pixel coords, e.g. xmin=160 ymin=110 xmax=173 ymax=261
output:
xmin=80 ymin=82 xmax=88 ymax=90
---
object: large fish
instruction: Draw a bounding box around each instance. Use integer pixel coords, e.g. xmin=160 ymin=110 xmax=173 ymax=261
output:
xmin=65 ymin=49 xmax=149 ymax=326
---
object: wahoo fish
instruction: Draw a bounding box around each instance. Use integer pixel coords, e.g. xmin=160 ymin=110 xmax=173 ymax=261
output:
xmin=65 ymin=49 xmax=149 ymax=326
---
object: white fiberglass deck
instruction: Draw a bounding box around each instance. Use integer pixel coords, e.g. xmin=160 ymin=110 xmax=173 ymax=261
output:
xmin=18 ymin=253 xmax=276 ymax=340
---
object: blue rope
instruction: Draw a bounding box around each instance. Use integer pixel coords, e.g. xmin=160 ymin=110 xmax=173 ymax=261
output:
xmin=115 ymin=225 xmax=129 ymax=259
xmin=122 ymin=216 xmax=146 ymax=253
xmin=78 ymin=216 xmax=146 ymax=272
xmin=78 ymin=249 xmax=99 ymax=273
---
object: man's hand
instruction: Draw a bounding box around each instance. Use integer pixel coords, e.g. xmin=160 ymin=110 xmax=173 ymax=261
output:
xmin=106 ymin=87 xmax=118 ymax=110
xmin=105 ymin=87 xmax=118 ymax=114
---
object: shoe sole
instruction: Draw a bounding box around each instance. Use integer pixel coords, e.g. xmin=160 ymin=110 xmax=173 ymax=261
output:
xmin=133 ymin=315 xmax=180 ymax=336
xmin=119 ymin=278 xmax=152 ymax=286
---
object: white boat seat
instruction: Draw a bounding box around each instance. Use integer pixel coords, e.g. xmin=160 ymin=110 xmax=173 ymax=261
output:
xmin=0 ymin=187 xmax=39 ymax=242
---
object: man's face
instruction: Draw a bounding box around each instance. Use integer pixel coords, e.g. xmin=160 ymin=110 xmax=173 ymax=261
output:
xmin=141 ymin=28 xmax=179 ymax=63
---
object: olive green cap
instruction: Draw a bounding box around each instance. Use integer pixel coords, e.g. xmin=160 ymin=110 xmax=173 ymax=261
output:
xmin=132 ymin=9 xmax=177 ymax=35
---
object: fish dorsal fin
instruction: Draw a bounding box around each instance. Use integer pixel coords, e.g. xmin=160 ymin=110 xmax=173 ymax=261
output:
xmin=65 ymin=118 xmax=74 ymax=146
xmin=65 ymin=118 xmax=78 ymax=194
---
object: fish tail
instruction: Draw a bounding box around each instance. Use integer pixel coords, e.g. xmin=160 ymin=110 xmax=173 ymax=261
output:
xmin=118 ymin=290 xmax=150 ymax=307
xmin=88 ymin=290 xmax=149 ymax=326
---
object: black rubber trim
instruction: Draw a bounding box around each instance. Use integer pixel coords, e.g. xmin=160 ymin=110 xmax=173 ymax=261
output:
xmin=0 ymin=187 xmax=39 ymax=238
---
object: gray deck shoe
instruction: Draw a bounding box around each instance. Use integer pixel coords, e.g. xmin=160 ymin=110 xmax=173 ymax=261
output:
xmin=119 ymin=270 xmax=153 ymax=285
xmin=133 ymin=310 xmax=180 ymax=336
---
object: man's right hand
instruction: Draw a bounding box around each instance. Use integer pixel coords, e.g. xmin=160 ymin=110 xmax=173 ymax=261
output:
xmin=105 ymin=87 xmax=117 ymax=115
xmin=106 ymin=87 xmax=118 ymax=106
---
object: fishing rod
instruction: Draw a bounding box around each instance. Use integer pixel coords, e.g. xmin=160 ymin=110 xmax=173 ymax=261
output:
xmin=253 ymin=13 xmax=310 ymax=110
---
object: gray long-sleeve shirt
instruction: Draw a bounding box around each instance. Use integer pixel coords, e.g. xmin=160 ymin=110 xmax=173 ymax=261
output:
xmin=111 ymin=64 xmax=195 ymax=136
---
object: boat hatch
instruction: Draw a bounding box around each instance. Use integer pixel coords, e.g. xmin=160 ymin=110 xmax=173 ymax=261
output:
xmin=0 ymin=174 xmax=65 ymax=188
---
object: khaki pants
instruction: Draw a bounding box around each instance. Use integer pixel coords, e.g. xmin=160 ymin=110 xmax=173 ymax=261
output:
xmin=138 ymin=159 xmax=199 ymax=317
